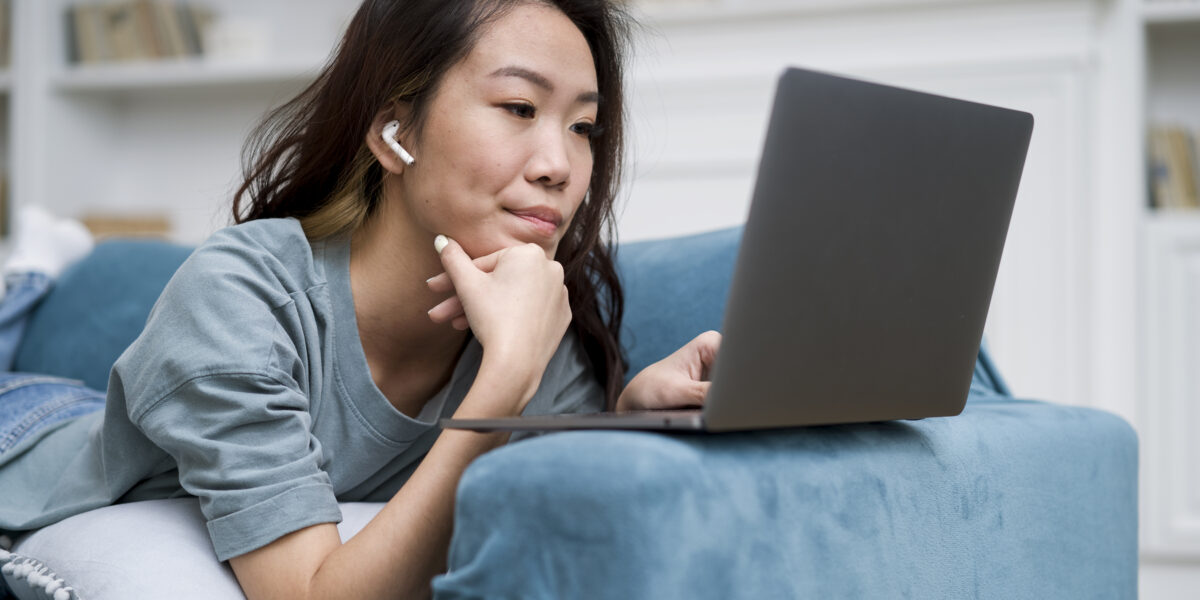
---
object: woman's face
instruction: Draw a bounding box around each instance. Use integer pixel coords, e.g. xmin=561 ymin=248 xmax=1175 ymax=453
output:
xmin=386 ymin=2 xmax=599 ymax=260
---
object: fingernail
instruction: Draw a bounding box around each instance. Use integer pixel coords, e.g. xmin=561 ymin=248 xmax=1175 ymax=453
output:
xmin=434 ymin=234 xmax=449 ymax=254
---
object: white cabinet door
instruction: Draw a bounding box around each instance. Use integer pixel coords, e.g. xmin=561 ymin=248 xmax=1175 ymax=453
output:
xmin=1143 ymin=215 xmax=1200 ymax=558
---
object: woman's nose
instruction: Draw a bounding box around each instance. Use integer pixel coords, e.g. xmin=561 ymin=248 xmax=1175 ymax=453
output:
xmin=526 ymin=127 xmax=572 ymax=189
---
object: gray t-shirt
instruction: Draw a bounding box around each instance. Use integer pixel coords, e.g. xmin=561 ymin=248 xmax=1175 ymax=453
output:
xmin=0 ymin=218 xmax=604 ymax=561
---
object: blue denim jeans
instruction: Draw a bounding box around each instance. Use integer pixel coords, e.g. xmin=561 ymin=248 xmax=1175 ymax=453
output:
xmin=0 ymin=374 xmax=104 ymax=454
xmin=0 ymin=272 xmax=53 ymax=371
xmin=0 ymin=273 xmax=105 ymax=455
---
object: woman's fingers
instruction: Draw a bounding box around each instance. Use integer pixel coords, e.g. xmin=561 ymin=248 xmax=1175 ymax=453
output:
xmin=427 ymin=295 xmax=464 ymax=324
xmin=688 ymin=380 xmax=712 ymax=406
xmin=436 ymin=237 xmax=482 ymax=293
xmin=674 ymin=331 xmax=721 ymax=404
xmin=615 ymin=330 xmax=723 ymax=412
xmin=427 ymin=237 xmax=572 ymax=377
xmin=687 ymin=330 xmax=722 ymax=380
xmin=426 ymin=272 xmax=453 ymax=293
xmin=427 ymin=238 xmax=510 ymax=328
xmin=427 ymin=250 xmax=505 ymax=293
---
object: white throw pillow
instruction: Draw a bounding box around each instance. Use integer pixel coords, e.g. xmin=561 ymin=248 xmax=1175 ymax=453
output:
xmin=1 ymin=499 xmax=384 ymax=600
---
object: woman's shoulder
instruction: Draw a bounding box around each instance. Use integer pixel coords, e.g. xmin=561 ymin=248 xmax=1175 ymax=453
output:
xmin=196 ymin=217 xmax=313 ymax=270
xmin=112 ymin=219 xmax=327 ymax=404
xmin=204 ymin=216 xmax=306 ymax=247
xmin=175 ymin=218 xmax=324 ymax=305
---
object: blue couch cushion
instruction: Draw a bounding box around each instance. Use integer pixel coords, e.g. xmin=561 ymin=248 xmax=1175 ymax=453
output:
xmin=434 ymin=399 xmax=1137 ymax=598
xmin=13 ymin=240 xmax=193 ymax=392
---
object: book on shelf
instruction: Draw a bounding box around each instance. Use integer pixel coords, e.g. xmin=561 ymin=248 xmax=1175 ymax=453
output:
xmin=81 ymin=213 xmax=171 ymax=239
xmin=64 ymin=1 xmax=215 ymax=66
xmin=0 ymin=170 xmax=7 ymax=239
xmin=0 ymin=0 xmax=10 ymax=69
xmin=1148 ymin=125 xmax=1200 ymax=210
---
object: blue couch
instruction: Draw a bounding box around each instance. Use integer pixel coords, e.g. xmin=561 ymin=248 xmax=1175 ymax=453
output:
xmin=2 ymin=227 xmax=1136 ymax=599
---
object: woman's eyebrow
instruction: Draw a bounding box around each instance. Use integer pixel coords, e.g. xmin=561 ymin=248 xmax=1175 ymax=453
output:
xmin=490 ymin=65 xmax=600 ymax=104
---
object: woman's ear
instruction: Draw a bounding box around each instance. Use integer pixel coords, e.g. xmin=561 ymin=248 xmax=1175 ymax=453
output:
xmin=366 ymin=107 xmax=416 ymax=174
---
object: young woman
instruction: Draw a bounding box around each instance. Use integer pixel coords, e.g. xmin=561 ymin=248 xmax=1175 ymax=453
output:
xmin=0 ymin=0 xmax=720 ymax=597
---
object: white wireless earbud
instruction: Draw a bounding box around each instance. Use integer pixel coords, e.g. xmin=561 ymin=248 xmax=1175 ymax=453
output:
xmin=381 ymin=120 xmax=416 ymax=166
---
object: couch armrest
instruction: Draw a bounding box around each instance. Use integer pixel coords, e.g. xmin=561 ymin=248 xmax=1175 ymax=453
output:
xmin=14 ymin=240 xmax=192 ymax=391
xmin=433 ymin=401 xmax=1136 ymax=599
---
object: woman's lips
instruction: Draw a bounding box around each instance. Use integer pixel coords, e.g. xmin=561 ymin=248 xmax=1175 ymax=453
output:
xmin=506 ymin=207 xmax=562 ymax=238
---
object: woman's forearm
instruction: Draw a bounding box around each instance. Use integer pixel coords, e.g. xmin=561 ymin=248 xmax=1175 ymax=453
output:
xmin=312 ymin=428 xmax=511 ymax=599
xmin=232 ymin=356 xmax=536 ymax=600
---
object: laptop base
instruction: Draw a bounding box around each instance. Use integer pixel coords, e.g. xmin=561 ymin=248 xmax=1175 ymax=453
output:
xmin=441 ymin=410 xmax=706 ymax=432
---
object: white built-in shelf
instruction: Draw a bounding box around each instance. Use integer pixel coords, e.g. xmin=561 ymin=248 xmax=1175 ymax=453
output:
xmin=1143 ymin=0 xmax=1200 ymax=221
xmin=1143 ymin=1 xmax=1200 ymax=23
xmin=634 ymin=0 xmax=983 ymax=23
xmin=51 ymin=57 xmax=327 ymax=96
xmin=1147 ymin=208 xmax=1200 ymax=225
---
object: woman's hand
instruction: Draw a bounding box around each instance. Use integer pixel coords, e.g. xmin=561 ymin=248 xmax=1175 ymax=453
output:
xmin=426 ymin=248 xmax=507 ymax=332
xmin=427 ymin=236 xmax=571 ymax=407
xmin=617 ymin=330 xmax=722 ymax=412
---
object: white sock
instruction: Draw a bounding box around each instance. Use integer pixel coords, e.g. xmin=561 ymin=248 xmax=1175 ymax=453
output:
xmin=3 ymin=206 xmax=95 ymax=280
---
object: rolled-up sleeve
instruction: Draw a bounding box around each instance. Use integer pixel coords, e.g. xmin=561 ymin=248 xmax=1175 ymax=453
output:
xmin=133 ymin=372 xmax=342 ymax=561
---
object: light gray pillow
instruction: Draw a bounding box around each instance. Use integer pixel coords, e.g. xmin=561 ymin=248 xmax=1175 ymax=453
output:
xmin=1 ymin=499 xmax=383 ymax=599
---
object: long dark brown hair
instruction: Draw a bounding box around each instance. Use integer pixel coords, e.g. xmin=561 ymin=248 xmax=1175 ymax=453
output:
xmin=233 ymin=0 xmax=629 ymax=408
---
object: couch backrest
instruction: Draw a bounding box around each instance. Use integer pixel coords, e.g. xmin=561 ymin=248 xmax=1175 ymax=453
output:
xmin=616 ymin=227 xmax=742 ymax=379
xmin=14 ymin=239 xmax=193 ymax=391
xmin=14 ymin=228 xmax=1010 ymax=397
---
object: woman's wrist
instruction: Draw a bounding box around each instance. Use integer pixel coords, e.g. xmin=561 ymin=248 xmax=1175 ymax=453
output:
xmin=615 ymin=388 xmax=633 ymax=412
xmin=453 ymin=350 xmax=544 ymax=418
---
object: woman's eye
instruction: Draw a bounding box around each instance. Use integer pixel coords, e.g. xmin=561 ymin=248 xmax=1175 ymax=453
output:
xmin=503 ymin=103 xmax=536 ymax=119
xmin=571 ymin=122 xmax=599 ymax=138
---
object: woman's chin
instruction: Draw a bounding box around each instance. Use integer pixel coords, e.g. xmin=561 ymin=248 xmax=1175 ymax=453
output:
xmin=457 ymin=234 xmax=557 ymax=261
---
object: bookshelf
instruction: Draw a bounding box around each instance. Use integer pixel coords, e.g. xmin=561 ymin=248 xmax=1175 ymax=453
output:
xmin=1144 ymin=2 xmax=1200 ymax=210
xmin=1 ymin=0 xmax=357 ymax=242
xmin=1140 ymin=0 xmax=1200 ymax=570
xmin=0 ymin=0 xmax=9 ymax=239
xmin=50 ymin=58 xmax=324 ymax=95
xmin=1143 ymin=0 xmax=1200 ymax=21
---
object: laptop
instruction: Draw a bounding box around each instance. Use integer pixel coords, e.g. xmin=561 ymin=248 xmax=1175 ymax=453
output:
xmin=441 ymin=66 xmax=1034 ymax=433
